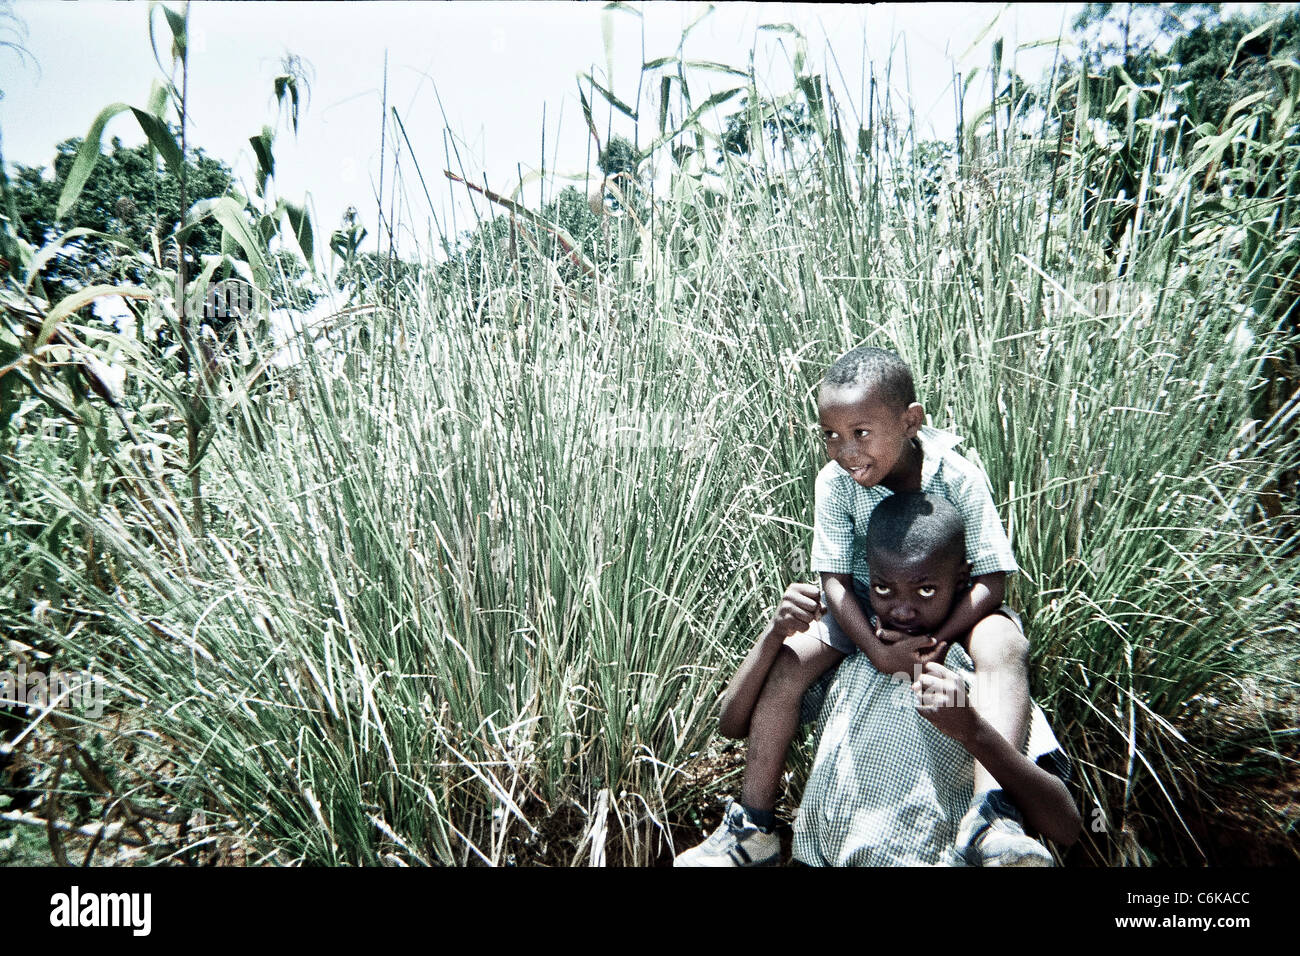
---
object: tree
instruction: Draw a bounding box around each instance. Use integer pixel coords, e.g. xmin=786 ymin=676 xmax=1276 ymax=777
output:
xmin=597 ymin=135 xmax=639 ymax=181
xmin=8 ymin=134 xmax=318 ymax=315
xmin=719 ymin=95 xmax=816 ymax=162
xmin=10 ymin=135 xmax=231 ymax=295
xmin=595 ymin=135 xmax=643 ymax=217
xmin=433 ymin=183 xmax=609 ymax=318
xmin=1071 ymin=3 xmax=1221 ymax=74
xmin=1034 ymin=5 xmax=1300 ymax=261
xmin=1168 ymin=9 xmax=1300 ymax=130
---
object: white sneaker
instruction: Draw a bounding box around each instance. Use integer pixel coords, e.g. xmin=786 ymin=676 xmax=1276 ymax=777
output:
xmin=955 ymin=790 xmax=1053 ymax=867
xmin=674 ymin=800 xmax=780 ymax=867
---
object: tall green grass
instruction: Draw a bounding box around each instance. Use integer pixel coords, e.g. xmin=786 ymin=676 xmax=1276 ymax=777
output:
xmin=3 ymin=24 xmax=1297 ymax=864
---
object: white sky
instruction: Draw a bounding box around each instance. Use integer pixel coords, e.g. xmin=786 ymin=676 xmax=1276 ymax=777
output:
xmin=2 ymin=1 xmax=1087 ymax=260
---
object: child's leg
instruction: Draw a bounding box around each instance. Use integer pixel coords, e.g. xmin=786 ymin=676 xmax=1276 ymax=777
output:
xmin=955 ymin=614 xmax=1063 ymax=865
xmin=965 ymin=613 xmax=1031 ymax=798
xmin=740 ymin=633 xmax=845 ymax=815
xmin=675 ymin=619 xmax=847 ymax=865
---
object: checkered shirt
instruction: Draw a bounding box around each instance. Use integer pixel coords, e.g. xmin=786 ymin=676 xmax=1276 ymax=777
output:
xmin=810 ymin=426 xmax=1019 ymax=585
xmin=792 ymin=645 xmax=1071 ymax=867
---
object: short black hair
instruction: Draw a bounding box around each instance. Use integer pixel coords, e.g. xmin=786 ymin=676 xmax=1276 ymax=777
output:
xmin=865 ymin=492 xmax=965 ymax=566
xmin=821 ymin=346 xmax=916 ymax=410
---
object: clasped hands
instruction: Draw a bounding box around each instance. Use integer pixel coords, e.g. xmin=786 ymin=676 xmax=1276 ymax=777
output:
xmin=771 ymin=582 xmax=978 ymax=742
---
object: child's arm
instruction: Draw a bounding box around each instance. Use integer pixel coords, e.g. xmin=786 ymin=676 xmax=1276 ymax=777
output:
xmin=929 ymin=571 xmax=1006 ymax=650
xmin=718 ymin=582 xmax=822 ymax=739
xmin=822 ymin=572 xmax=948 ymax=677
xmin=913 ymin=662 xmax=1081 ymax=845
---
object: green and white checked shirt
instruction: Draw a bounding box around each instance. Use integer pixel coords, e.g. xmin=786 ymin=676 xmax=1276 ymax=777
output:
xmin=792 ymin=645 xmax=1070 ymax=867
xmin=796 ymin=428 xmax=1063 ymax=865
xmin=810 ymin=426 xmax=1019 ymax=585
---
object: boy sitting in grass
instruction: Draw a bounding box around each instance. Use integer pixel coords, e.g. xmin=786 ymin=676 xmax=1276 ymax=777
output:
xmin=676 ymin=346 xmax=1075 ymax=866
xmin=791 ymin=492 xmax=1080 ymax=865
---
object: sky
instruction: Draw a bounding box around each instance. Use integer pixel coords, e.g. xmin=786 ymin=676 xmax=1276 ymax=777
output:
xmin=2 ymin=1 xmax=1089 ymax=261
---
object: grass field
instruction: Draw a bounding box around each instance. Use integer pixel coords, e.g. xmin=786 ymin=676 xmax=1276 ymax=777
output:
xmin=2 ymin=15 xmax=1298 ymax=865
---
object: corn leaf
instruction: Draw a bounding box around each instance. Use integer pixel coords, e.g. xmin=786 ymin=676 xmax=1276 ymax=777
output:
xmin=56 ymin=103 xmax=131 ymax=220
xmin=182 ymin=197 xmax=269 ymax=288
xmin=282 ymin=200 xmax=315 ymax=271
xmin=130 ymin=107 xmax=183 ymax=171
xmin=35 ymin=284 xmax=152 ymax=350
xmin=583 ymin=73 xmax=638 ymax=121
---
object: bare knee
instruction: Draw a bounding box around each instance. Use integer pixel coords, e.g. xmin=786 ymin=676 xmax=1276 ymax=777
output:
xmin=763 ymin=646 xmax=817 ymax=704
xmin=763 ymin=639 xmax=843 ymax=710
xmin=719 ymin=637 xmax=839 ymax=739
xmin=719 ymin=650 xmax=807 ymax=740
xmin=968 ymin=615 xmax=1029 ymax=673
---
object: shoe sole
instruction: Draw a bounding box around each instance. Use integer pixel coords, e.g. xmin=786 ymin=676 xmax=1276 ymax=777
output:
xmin=956 ymin=843 xmax=1054 ymax=867
xmin=673 ymin=855 xmax=780 ymax=868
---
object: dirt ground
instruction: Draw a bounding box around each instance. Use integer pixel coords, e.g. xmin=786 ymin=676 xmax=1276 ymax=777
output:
xmin=649 ymin=736 xmax=1300 ymax=869
xmin=4 ymin=727 xmax=1295 ymax=867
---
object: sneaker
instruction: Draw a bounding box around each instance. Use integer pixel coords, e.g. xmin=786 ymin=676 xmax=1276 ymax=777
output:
xmin=674 ymin=800 xmax=780 ymax=867
xmin=955 ymin=790 xmax=1053 ymax=867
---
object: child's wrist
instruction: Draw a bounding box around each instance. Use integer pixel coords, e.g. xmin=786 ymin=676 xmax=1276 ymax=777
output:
xmin=855 ymin=632 xmax=890 ymax=671
xmin=933 ymin=625 xmax=963 ymax=649
xmin=764 ymin=624 xmax=791 ymax=644
xmin=960 ymin=712 xmax=996 ymax=752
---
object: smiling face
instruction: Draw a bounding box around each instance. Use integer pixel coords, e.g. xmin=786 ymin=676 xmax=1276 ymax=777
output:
xmin=865 ymin=546 xmax=970 ymax=635
xmin=818 ymin=383 xmax=925 ymax=491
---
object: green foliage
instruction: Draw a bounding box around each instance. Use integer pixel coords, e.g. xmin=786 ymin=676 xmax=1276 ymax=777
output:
xmin=0 ymin=819 xmax=57 ymax=866
xmin=337 ymin=250 xmax=422 ymax=300
xmin=435 ymin=184 xmax=607 ymax=307
xmin=269 ymin=248 xmax=319 ymax=312
xmin=598 ymin=135 xmax=639 ymax=179
xmin=11 ymin=136 xmax=232 ymax=295
xmin=1170 ymin=8 xmax=1300 ymax=128
xmin=7 ymin=137 xmax=318 ymax=322
xmin=1066 ymin=4 xmax=1300 ymax=131
xmin=2 ymin=10 xmax=1298 ymax=869
xmin=720 ymin=95 xmax=816 ymax=160
xmin=1072 ymin=3 xmax=1222 ymax=72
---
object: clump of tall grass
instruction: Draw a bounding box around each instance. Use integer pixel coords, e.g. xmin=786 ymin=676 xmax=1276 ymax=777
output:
xmin=4 ymin=280 xmax=794 ymax=864
xmin=4 ymin=19 xmax=1298 ymax=864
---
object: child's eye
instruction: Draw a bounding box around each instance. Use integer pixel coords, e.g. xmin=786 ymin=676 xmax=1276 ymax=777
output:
xmin=855 ymin=429 xmax=870 ymax=438
xmin=871 ymin=584 xmax=891 ymax=597
xmin=822 ymin=430 xmax=837 ymax=441
xmin=918 ymin=586 xmax=937 ymax=598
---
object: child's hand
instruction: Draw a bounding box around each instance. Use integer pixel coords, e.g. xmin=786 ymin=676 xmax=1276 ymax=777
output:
xmin=876 ymin=625 xmax=939 ymax=648
xmin=770 ymin=583 xmax=824 ymax=640
xmin=873 ymin=631 xmax=948 ymax=682
xmin=912 ymin=662 xmax=980 ymax=744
